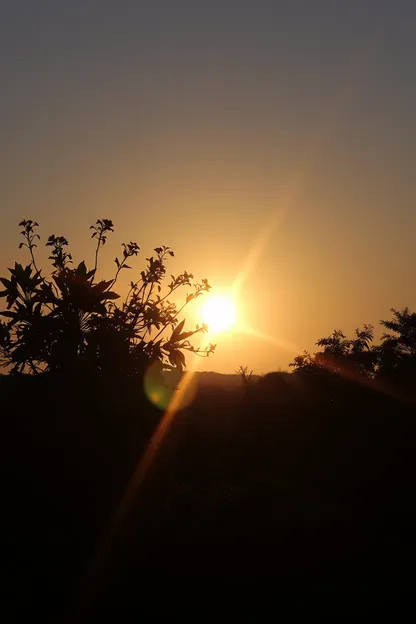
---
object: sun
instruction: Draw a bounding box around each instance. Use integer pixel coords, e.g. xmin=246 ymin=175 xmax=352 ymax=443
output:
xmin=201 ymin=295 xmax=237 ymax=333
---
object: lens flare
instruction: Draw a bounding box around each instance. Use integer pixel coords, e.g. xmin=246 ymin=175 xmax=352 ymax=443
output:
xmin=143 ymin=363 xmax=198 ymax=411
xmin=143 ymin=362 xmax=172 ymax=410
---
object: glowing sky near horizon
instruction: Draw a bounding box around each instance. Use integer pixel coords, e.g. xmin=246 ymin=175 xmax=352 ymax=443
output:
xmin=1 ymin=1 xmax=416 ymax=373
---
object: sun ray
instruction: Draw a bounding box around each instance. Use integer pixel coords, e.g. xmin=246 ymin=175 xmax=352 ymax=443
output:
xmin=238 ymin=322 xmax=300 ymax=358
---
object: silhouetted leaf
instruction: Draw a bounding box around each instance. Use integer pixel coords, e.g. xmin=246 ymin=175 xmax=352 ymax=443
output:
xmin=94 ymin=280 xmax=113 ymax=294
xmin=77 ymin=261 xmax=87 ymax=276
xmin=177 ymin=331 xmax=194 ymax=342
xmin=171 ymin=318 xmax=185 ymax=342
xmin=176 ymin=349 xmax=186 ymax=368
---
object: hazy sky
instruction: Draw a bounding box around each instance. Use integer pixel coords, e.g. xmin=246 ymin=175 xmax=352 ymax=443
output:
xmin=1 ymin=1 xmax=416 ymax=373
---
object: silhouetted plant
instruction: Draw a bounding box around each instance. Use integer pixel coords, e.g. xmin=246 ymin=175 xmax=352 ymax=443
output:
xmin=237 ymin=365 xmax=253 ymax=386
xmin=289 ymin=350 xmax=319 ymax=375
xmin=290 ymin=325 xmax=378 ymax=378
xmin=378 ymin=307 xmax=416 ymax=379
xmin=0 ymin=219 xmax=215 ymax=375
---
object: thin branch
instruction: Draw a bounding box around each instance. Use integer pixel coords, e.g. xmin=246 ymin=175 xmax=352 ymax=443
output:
xmin=93 ymin=234 xmax=102 ymax=278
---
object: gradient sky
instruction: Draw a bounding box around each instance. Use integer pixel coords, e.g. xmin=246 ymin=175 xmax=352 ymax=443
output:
xmin=1 ymin=1 xmax=416 ymax=373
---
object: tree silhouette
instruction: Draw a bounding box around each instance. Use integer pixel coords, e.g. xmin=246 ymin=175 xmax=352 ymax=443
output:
xmin=378 ymin=307 xmax=416 ymax=379
xmin=0 ymin=219 xmax=215 ymax=376
xmin=290 ymin=325 xmax=378 ymax=378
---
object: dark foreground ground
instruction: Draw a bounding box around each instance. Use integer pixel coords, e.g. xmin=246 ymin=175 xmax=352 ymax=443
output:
xmin=1 ymin=371 xmax=415 ymax=620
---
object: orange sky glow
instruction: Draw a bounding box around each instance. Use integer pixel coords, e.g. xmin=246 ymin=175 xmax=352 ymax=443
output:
xmin=1 ymin=3 xmax=416 ymax=373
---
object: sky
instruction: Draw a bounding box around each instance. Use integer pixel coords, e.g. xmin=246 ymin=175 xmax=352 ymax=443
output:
xmin=1 ymin=0 xmax=416 ymax=373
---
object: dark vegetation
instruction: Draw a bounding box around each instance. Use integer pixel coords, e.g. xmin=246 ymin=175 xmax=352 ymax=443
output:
xmin=1 ymin=220 xmax=415 ymax=619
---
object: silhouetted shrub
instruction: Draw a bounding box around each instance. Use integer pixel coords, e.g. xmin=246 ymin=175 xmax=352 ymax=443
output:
xmin=0 ymin=219 xmax=215 ymax=377
xmin=290 ymin=317 xmax=416 ymax=395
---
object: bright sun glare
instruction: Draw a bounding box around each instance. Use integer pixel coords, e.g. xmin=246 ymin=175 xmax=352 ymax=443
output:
xmin=201 ymin=295 xmax=237 ymax=333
